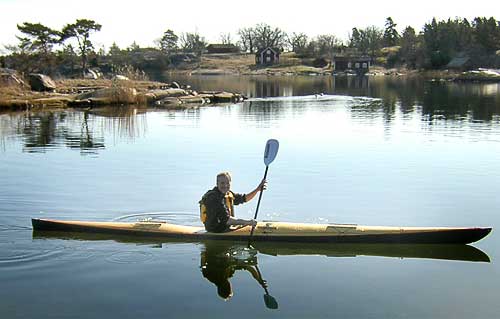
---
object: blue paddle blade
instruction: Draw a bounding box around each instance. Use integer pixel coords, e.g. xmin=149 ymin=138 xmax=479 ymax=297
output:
xmin=263 ymin=139 xmax=279 ymax=166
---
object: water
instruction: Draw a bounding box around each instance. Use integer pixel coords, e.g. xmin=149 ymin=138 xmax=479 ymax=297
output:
xmin=1 ymin=75 xmax=500 ymax=318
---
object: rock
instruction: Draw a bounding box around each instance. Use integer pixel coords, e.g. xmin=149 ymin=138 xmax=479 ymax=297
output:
xmin=312 ymin=58 xmax=328 ymax=68
xmin=178 ymin=96 xmax=208 ymax=104
xmin=113 ymin=75 xmax=130 ymax=81
xmin=198 ymin=91 xmax=242 ymax=104
xmin=28 ymin=74 xmax=56 ymax=92
xmin=0 ymin=72 xmax=26 ymax=87
xmin=0 ymin=68 xmax=17 ymax=74
xmin=147 ymin=88 xmax=189 ymax=102
xmin=155 ymin=97 xmax=181 ymax=106
xmin=75 ymin=87 xmax=137 ymax=105
xmin=170 ymin=81 xmax=181 ymax=89
xmin=84 ymin=69 xmax=99 ymax=79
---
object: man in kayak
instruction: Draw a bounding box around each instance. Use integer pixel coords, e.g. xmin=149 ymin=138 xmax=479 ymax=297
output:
xmin=200 ymin=172 xmax=266 ymax=233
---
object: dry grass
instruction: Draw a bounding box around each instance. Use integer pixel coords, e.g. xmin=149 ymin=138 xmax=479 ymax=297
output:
xmin=194 ymin=52 xmax=328 ymax=75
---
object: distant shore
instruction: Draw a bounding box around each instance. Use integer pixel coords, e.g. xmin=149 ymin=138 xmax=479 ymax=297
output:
xmin=2 ymin=53 xmax=499 ymax=112
xmin=167 ymin=52 xmax=500 ymax=81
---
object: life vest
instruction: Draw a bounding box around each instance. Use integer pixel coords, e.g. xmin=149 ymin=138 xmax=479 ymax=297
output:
xmin=199 ymin=190 xmax=235 ymax=223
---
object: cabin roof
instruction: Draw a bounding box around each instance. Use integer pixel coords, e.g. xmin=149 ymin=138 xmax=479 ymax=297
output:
xmin=256 ymin=47 xmax=281 ymax=55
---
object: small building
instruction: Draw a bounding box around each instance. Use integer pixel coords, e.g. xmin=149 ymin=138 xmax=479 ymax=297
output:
xmin=446 ymin=56 xmax=472 ymax=71
xmin=332 ymin=56 xmax=371 ymax=74
xmin=255 ymin=47 xmax=280 ymax=65
xmin=206 ymin=44 xmax=240 ymax=54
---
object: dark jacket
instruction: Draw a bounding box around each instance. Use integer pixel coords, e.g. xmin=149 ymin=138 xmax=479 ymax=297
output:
xmin=202 ymin=187 xmax=246 ymax=232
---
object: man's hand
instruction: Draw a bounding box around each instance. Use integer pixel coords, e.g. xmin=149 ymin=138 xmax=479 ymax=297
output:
xmin=247 ymin=219 xmax=257 ymax=227
xmin=259 ymin=179 xmax=268 ymax=191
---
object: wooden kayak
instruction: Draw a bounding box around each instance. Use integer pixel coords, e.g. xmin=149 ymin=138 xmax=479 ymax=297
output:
xmin=31 ymin=218 xmax=492 ymax=244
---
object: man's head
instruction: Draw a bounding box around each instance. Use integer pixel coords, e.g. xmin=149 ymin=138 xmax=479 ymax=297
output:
xmin=216 ymin=172 xmax=231 ymax=194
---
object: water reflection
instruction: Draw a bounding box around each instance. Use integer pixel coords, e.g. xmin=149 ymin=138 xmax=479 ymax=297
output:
xmin=163 ymin=74 xmax=500 ymax=122
xmin=0 ymin=106 xmax=147 ymax=154
xmin=200 ymin=241 xmax=276 ymax=308
xmin=31 ymin=231 xmax=491 ymax=264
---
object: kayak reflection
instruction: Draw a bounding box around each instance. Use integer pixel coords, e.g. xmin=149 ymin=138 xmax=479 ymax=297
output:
xmin=32 ymin=230 xmax=491 ymax=263
xmin=200 ymin=241 xmax=278 ymax=309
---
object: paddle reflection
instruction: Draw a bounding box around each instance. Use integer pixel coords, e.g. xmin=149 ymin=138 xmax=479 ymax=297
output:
xmin=200 ymin=241 xmax=271 ymax=303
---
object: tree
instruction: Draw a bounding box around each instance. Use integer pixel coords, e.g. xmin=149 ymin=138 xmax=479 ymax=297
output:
xmin=316 ymin=34 xmax=342 ymax=56
xmin=57 ymin=44 xmax=79 ymax=74
xmin=179 ymin=32 xmax=207 ymax=55
xmin=473 ymin=17 xmax=500 ymax=53
xmin=16 ymin=22 xmax=60 ymax=54
xmin=288 ymin=32 xmax=309 ymax=54
xmin=253 ymin=23 xmax=287 ymax=49
xmin=352 ymin=26 xmax=383 ymax=56
xmin=237 ymin=27 xmax=256 ymax=53
xmin=108 ymin=42 xmax=127 ymax=68
xmin=400 ymin=26 xmax=418 ymax=68
xmin=383 ymin=17 xmax=400 ymax=47
xmin=220 ymin=33 xmax=232 ymax=45
xmin=15 ymin=22 xmax=61 ymax=73
xmin=62 ymin=19 xmax=102 ymax=75
xmin=159 ymin=29 xmax=178 ymax=54
xmin=349 ymin=28 xmax=361 ymax=48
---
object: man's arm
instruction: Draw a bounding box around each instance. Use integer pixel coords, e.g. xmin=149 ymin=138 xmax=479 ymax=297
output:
xmin=245 ymin=179 xmax=267 ymax=202
xmin=227 ymin=217 xmax=256 ymax=227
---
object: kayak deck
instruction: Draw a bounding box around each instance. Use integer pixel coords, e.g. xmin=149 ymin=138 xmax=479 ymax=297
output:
xmin=31 ymin=218 xmax=492 ymax=244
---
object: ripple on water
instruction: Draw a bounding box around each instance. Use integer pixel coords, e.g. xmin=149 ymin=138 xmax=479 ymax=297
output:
xmin=105 ymin=251 xmax=155 ymax=264
xmin=0 ymin=242 xmax=65 ymax=266
xmin=55 ymin=248 xmax=99 ymax=261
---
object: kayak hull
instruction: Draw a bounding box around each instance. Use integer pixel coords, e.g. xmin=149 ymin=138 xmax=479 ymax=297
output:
xmin=31 ymin=218 xmax=492 ymax=244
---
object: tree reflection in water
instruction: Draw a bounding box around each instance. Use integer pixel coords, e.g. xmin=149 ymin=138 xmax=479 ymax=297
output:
xmin=0 ymin=106 xmax=147 ymax=154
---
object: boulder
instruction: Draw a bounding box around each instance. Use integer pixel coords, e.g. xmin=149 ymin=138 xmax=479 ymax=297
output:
xmin=75 ymin=87 xmax=137 ymax=105
xmin=0 ymin=72 xmax=26 ymax=87
xmin=28 ymin=74 xmax=56 ymax=92
xmin=170 ymin=81 xmax=181 ymax=89
xmin=146 ymin=88 xmax=189 ymax=103
xmin=113 ymin=75 xmax=130 ymax=81
xmin=84 ymin=69 xmax=99 ymax=79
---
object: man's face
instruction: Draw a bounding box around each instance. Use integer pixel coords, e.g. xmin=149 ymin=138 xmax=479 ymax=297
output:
xmin=217 ymin=176 xmax=231 ymax=194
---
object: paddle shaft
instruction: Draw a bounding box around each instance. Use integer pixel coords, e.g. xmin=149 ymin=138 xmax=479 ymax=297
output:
xmin=249 ymin=165 xmax=269 ymax=238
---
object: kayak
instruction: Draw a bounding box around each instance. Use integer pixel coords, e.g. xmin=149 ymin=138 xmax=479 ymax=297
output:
xmin=31 ymin=218 xmax=492 ymax=244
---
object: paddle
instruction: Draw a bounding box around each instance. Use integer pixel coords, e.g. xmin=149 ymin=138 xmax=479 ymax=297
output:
xmin=248 ymin=139 xmax=279 ymax=242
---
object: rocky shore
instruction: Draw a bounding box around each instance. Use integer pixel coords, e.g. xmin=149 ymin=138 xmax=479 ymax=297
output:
xmin=0 ymin=71 xmax=246 ymax=112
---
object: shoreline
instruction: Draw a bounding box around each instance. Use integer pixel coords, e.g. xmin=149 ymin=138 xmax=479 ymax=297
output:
xmin=0 ymin=78 xmax=246 ymax=112
xmin=1 ymin=68 xmax=499 ymax=112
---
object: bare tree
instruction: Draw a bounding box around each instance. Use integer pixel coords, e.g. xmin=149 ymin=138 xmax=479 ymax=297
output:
xmin=316 ymin=34 xmax=342 ymax=56
xmin=220 ymin=33 xmax=232 ymax=45
xmin=237 ymin=27 xmax=256 ymax=53
xmin=288 ymin=32 xmax=309 ymax=53
xmin=253 ymin=23 xmax=287 ymax=49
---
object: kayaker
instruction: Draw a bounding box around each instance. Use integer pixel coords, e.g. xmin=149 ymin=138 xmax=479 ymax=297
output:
xmin=200 ymin=172 xmax=266 ymax=233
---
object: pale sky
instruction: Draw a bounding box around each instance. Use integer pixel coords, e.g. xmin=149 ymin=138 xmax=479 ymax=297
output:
xmin=0 ymin=0 xmax=498 ymax=53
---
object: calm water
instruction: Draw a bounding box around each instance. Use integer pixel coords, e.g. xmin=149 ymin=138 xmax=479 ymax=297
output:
xmin=1 ymin=75 xmax=500 ymax=318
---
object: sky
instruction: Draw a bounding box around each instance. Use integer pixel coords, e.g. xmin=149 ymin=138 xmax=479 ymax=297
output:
xmin=0 ymin=0 xmax=499 ymax=53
